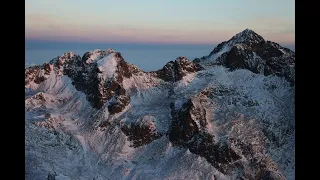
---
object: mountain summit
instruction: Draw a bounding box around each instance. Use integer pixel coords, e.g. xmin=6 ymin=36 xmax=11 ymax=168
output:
xmin=194 ymin=29 xmax=295 ymax=85
xmin=25 ymin=29 xmax=295 ymax=180
xmin=230 ymin=28 xmax=265 ymax=44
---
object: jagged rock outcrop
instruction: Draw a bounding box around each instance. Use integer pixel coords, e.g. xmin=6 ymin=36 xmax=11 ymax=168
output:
xmin=25 ymin=50 xmax=133 ymax=112
xmin=169 ymin=87 xmax=287 ymax=179
xmin=25 ymin=28 xmax=294 ymax=179
xmin=121 ymin=116 xmax=163 ymax=147
xmin=194 ymin=29 xmax=295 ymax=85
xmin=78 ymin=51 xmax=132 ymax=110
xmin=107 ymin=94 xmax=130 ymax=114
xmin=25 ymin=63 xmax=54 ymax=85
xmin=81 ymin=49 xmax=113 ymax=64
xmin=154 ymin=56 xmax=202 ymax=82
xmin=25 ymin=65 xmax=42 ymax=85
xmin=169 ymin=96 xmax=241 ymax=173
xmin=25 ymin=52 xmax=82 ymax=88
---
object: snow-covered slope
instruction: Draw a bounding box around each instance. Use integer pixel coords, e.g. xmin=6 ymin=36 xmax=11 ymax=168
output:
xmin=25 ymin=29 xmax=294 ymax=180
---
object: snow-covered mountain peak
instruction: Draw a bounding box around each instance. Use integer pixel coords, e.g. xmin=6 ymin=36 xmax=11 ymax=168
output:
xmin=230 ymin=28 xmax=265 ymax=44
xmin=194 ymin=29 xmax=295 ymax=85
xmin=26 ymin=36 xmax=294 ymax=179
xmin=106 ymin=48 xmax=116 ymax=53
xmin=49 ymin=52 xmax=80 ymax=66
xmin=203 ymin=29 xmax=265 ymax=62
xmin=175 ymin=56 xmax=187 ymax=62
xmin=82 ymin=49 xmax=114 ymax=64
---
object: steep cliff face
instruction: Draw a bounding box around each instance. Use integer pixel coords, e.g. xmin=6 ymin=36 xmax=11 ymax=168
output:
xmin=169 ymin=96 xmax=241 ymax=174
xmin=25 ymin=29 xmax=295 ymax=180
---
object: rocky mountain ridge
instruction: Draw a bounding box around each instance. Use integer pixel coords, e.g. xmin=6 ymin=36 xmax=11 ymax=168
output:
xmin=194 ymin=29 xmax=295 ymax=85
xmin=25 ymin=29 xmax=295 ymax=180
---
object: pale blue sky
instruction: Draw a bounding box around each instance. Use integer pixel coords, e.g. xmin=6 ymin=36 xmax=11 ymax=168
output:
xmin=26 ymin=0 xmax=295 ymax=44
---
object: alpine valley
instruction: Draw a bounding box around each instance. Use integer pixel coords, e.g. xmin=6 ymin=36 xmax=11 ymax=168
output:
xmin=25 ymin=29 xmax=295 ymax=180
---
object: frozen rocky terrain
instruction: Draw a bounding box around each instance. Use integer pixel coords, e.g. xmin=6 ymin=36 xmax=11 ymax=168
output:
xmin=25 ymin=29 xmax=295 ymax=180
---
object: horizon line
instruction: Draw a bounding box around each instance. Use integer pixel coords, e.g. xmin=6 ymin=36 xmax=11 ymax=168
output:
xmin=25 ymin=39 xmax=295 ymax=51
xmin=25 ymin=39 xmax=295 ymax=46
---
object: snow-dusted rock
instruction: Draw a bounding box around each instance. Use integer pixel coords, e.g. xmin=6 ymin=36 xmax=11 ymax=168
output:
xmin=153 ymin=56 xmax=202 ymax=82
xmin=25 ymin=29 xmax=295 ymax=180
xmin=194 ymin=29 xmax=295 ymax=85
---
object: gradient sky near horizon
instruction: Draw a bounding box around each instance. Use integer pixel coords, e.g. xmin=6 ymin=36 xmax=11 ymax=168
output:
xmin=26 ymin=0 xmax=295 ymax=45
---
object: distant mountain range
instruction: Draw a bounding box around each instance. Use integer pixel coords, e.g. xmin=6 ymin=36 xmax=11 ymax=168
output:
xmin=25 ymin=29 xmax=295 ymax=180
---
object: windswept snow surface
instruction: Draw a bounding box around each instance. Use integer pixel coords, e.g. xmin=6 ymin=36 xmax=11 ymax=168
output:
xmin=25 ymin=51 xmax=294 ymax=179
xmin=97 ymin=53 xmax=118 ymax=80
xmin=208 ymin=45 xmax=231 ymax=62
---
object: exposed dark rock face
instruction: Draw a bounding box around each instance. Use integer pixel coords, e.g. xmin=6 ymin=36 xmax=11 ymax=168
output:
xmin=169 ymin=89 xmax=286 ymax=178
xmin=25 ymin=50 xmax=133 ymax=111
xmin=220 ymin=42 xmax=295 ymax=85
xmin=170 ymin=97 xmax=209 ymax=143
xmin=194 ymin=29 xmax=295 ymax=85
xmin=47 ymin=173 xmax=56 ymax=180
xmin=223 ymin=46 xmax=265 ymax=74
xmin=25 ymin=29 xmax=294 ymax=179
xmin=121 ymin=116 xmax=162 ymax=147
xmin=114 ymin=52 xmax=133 ymax=79
xmin=258 ymin=170 xmax=286 ymax=180
xmin=107 ymin=95 xmax=130 ymax=114
xmin=87 ymin=52 xmax=132 ymax=110
xmin=169 ymin=97 xmax=241 ymax=173
xmin=24 ymin=68 xmax=36 ymax=83
xmin=71 ymin=51 xmax=135 ymax=110
xmin=25 ymin=64 xmax=50 ymax=85
xmin=154 ymin=56 xmax=202 ymax=82
xmin=25 ymin=53 xmax=82 ymax=87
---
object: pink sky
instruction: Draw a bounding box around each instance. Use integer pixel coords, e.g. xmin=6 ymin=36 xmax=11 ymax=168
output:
xmin=25 ymin=0 xmax=294 ymax=45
